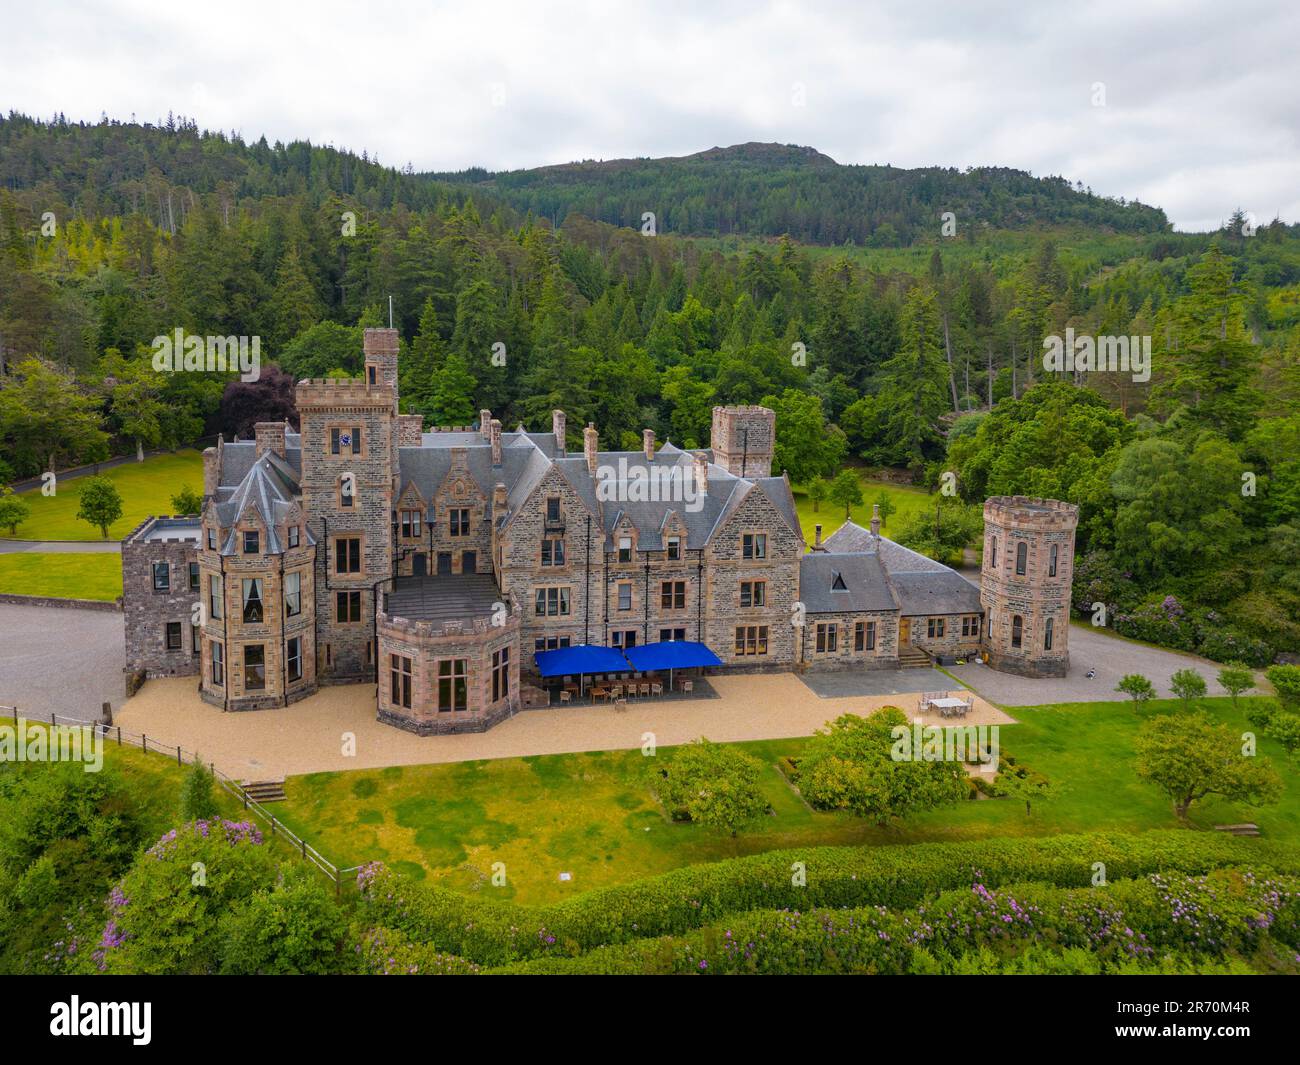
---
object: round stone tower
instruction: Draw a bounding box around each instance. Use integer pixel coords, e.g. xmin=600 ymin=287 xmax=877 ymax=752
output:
xmin=980 ymin=496 xmax=1078 ymax=678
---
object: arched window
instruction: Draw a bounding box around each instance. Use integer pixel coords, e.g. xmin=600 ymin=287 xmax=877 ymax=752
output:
xmin=1015 ymin=541 xmax=1027 ymax=575
xmin=990 ymin=537 xmax=998 ymax=567
xmin=1011 ymin=614 xmax=1023 ymax=648
xmin=1044 ymin=617 xmax=1054 ymax=651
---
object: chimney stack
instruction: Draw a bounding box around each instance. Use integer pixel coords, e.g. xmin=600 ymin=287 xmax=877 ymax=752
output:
xmin=584 ymin=424 xmax=599 ymax=474
xmin=552 ymin=409 xmax=566 ymax=453
xmin=254 ymin=421 xmax=286 ymax=459
xmin=479 ymin=409 xmax=492 ymax=439
xmin=643 ymin=429 xmax=655 ymax=461
xmin=814 ymin=523 xmax=823 ymax=549
xmin=692 ymin=451 xmax=709 ymax=496
xmin=490 ymin=419 xmax=502 ymax=467
xmin=870 ymin=503 xmax=881 ymax=537
xmin=493 ymin=482 xmax=507 ymax=515
xmin=202 ymin=445 xmax=220 ymax=498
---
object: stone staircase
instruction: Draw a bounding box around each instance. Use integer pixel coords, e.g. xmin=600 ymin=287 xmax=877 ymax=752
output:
xmin=897 ymin=646 xmax=933 ymax=669
xmin=241 ymin=778 xmax=286 ymax=803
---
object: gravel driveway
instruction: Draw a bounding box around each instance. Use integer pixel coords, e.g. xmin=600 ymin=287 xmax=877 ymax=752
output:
xmin=0 ymin=602 xmax=124 ymax=721
xmin=947 ymin=622 xmax=1247 ymax=706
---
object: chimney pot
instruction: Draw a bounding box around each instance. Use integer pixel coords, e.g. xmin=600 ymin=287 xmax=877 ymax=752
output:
xmin=814 ymin=523 xmax=823 ymax=548
xmin=643 ymin=429 xmax=655 ymax=461
xmin=490 ymin=419 xmax=503 ymax=467
xmin=552 ymin=409 xmax=566 ymax=453
xmin=870 ymin=503 xmax=881 ymax=537
xmin=584 ymin=423 xmax=599 ymax=475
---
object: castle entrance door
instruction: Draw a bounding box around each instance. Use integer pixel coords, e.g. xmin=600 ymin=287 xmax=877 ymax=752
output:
xmin=899 ymin=618 xmax=911 ymax=645
xmin=412 ymin=553 xmax=427 ymax=577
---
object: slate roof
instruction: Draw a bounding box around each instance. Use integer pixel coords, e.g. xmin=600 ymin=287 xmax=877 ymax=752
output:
xmin=815 ymin=520 xmax=982 ymax=617
xmin=799 ymin=551 xmax=897 ymax=614
xmin=386 ymin=574 xmax=501 ymax=623
xmin=211 ymin=450 xmax=314 ymax=556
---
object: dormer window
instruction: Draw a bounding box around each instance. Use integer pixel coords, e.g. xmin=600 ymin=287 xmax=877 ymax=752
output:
xmin=618 ymin=536 xmax=632 ymax=563
xmin=831 ymin=571 xmax=848 ymax=591
xmin=666 ymin=536 xmax=681 ymax=561
xmin=207 ymin=527 xmax=216 ymax=550
xmin=243 ymin=530 xmax=259 ymax=554
xmin=288 ymin=525 xmax=300 ymax=549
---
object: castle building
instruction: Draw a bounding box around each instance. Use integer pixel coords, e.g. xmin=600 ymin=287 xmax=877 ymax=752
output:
xmin=121 ymin=328 xmax=1078 ymax=732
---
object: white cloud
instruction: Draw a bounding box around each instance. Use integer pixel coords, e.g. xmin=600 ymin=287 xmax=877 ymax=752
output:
xmin=2 ymin=0 xmax=1297 ymax=230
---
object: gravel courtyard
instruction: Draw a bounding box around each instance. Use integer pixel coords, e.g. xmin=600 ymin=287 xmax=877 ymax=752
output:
xmin=947 ymin=622 xmax=1247 ymax=706
xmin=0 ymin=602 xmax=125 ymax=722
xmin=115 ymin=673 xmax=1012 ymax=780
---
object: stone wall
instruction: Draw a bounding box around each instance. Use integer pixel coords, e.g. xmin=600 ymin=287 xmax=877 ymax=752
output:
xmin=122 ymin=521 xmax=201 ymax=680
xmin=799 ymin=610 xmax=899 ymax=670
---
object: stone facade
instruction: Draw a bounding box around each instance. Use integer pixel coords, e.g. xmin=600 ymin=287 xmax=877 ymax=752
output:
xmin=980 ymin=496 xmax=1079 ymax=677
xmin=125 ymin=328 xmax=1080 ymax=733
xmin=122 ymin=518 xmax=202 ymax=680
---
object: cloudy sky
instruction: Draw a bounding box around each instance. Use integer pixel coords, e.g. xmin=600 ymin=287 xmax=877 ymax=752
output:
xmin=3 ymin=0 xmax=1297 ymax=231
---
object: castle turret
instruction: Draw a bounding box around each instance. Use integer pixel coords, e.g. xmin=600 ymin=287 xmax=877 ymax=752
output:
xmin=980 ymin=496 xmax=1078 ymax=678
xmin=710 ymin=405 xmax=775 ymax=478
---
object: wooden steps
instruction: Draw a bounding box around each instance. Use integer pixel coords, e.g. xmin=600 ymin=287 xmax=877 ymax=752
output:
xmin=242 ymin=778 xmax=287 ymax=803
xmin=1214 ymin=823 xmax=1260 ymax=836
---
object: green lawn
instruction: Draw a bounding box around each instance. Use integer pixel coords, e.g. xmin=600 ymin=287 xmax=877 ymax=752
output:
xmin=4 ymin=450 xmax=204 ymax=540
xmin=793 ymin=473 xmax=936 ymax=548
xmin=0 ymin=552 xmax=123 ymax=600
xmin=269 ymin=695 xmax=1300 ymax=905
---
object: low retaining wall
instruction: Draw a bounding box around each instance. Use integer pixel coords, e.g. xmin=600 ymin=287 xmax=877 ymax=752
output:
xmin=0 ymin=592 xmax=122 ymax=612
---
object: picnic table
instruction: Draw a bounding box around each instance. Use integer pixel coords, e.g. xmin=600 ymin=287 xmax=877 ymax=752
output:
xmin=929 ymin=696 xmax=971 ymax=718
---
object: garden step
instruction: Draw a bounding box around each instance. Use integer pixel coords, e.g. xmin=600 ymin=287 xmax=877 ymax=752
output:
xmin=241 ymin=778 xmax=287 ymax=803
xmin=1214 ymin=823 xmax=1260 ymax=836
xmin=897 ymin=648 xmax=933 ymax=668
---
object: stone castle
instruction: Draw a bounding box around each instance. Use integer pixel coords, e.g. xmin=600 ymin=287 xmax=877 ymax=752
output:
xmin=122 ymin=328 xmax=1078 ymax=734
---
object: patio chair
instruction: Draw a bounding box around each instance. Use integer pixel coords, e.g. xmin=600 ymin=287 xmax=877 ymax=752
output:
xmin=614 ymin=698 xmax=628 ymax=713
xmin=609 ymin=683 xmax=623 ymax=700
xmin=681 ymin=679 xmax=693 ymax=694
xmin=639 ymin=682 xmax=651 ymax=697
xmin=559 ymin=690 xmax=572 ymax=705
xmin=651 ymin=682 xmax=663 ymax=696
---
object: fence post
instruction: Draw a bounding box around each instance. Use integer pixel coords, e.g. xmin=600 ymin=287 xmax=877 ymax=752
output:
xmin=117 ymin=726 xmax=121 ymax=746
xmin=301 ymin=838 xmax=306 ymax=859
xmin=142 ymin=733 xmax=147 ymax=751
xmin=50 ymin=712 xmax=56 ymax=726
xmin=176 ymin=746 xmax=182 ymax=766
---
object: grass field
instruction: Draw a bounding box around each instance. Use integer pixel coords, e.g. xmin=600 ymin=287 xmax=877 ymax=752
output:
xmin=0 ymin=552 xmax=123 ymax=600
xmin=792 ymin=473 xmax=937 ymax=548
xmin=267 ymin=695 xmax=1300 ymax=905
xmin=4 ymin=450 xmax=204 ymax=540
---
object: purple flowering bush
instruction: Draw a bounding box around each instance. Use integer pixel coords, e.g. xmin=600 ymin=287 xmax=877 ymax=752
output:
xmin=82 ymin=819 xmax=276 ymax=975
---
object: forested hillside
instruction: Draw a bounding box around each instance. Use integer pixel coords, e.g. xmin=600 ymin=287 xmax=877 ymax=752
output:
xmin=430 ymin=141 xmax=1171 ymax=245
xmin=1 ymin=114 xmax=1298 ymax=665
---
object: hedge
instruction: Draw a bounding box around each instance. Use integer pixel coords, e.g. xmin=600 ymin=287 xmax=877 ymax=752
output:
xmin=356 ymin=830 xmax=1300 ymax=967
xmin=487 ymin=868 xmax=1300 ymax=975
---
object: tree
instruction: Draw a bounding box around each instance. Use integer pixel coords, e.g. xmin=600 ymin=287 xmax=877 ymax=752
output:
xmin=0 ymin=486 xmax=30 ymax=535
xmin=652 ymin=738 xmax=767 ymax=837
xmin=873 ymin=284 xmax=950 ymax=468
xmin=218 ymin=868 xmax=344 ymax=975
xmin=998 ymin=765 xmax=1055 ymax=816
xmin=761 ymin=388 xmax=846 ymax=484
xmin=797 ymin=708 xmax=968 ymax=826
xmin=1135 ymin=712 xmax=1282 ymax=819
xmin=1170 ymin=669 xmax=1207 ymax=710
xmin=427 ymin=351 xmax=478 ymax=427
xmin=807 ymin=475 xmax=828 ymax=512
xmin=1116 ymin=673 xmax=1156 ymax=709
xmin=0 ymin=357 xmax=108 ymax=477
xmin=179 ymin=757 xmax=219 ymax=822
xmin=873 ymin=490 xmax=897 ymax=528
xmin=219 ymin=365 xmax=297 ymax=438
xmin=170 ymin=485 xmax=203 ymax=515
xmin=1266 ymin=713 xmax=1300 ymax=756
xmin=75 ymin=476 xmax=123 ymax=539
xmin=1216 ymin=665 xmax=1255 ymax=708
xmin=829 ymin=469 xmax=864 ymax=518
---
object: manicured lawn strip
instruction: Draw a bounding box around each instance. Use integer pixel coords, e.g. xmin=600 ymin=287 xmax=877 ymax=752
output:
xmin=5 ymin=450 xmax=204 ymax=540
xmin=0 ymin=552 xmax=123 ymax=600
xmin=792 ymin=474 xmax=935 ymax=548
xmin=271 ymin=696 xmax=1300 ymax=906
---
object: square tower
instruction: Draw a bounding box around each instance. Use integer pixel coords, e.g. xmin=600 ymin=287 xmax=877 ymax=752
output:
xmin=710 ymin=405 xmax=776 ymax=478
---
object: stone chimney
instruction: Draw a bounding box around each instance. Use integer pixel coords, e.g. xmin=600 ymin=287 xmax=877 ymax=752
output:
xmin=479 ymin=409 xmax=492 ymax=439
xmin=202 ymin=442 xmax=221 ymax=498
xmin=493 ymin=482 xmax=508 ymax=515
xmin=692 ymin=450 xmax=709 ymax=496
xmin=254 ymin=421 xmax=286 ymax=458
xmin=584 ymin=423 xmax=599 ymax=474
xmin=398 ymin=413 xmax=424 ymax=446
xmin=643 ymin=429 xmax=655 ymax=461
xmin=870 ymin=503 xmax=881 ymax=537
xmin=814 ymin=523 xmax=823 ymax=550
xmin=490 ymin=418 xmax=503 ymax=467
xmin=552 ymin=409 xmax=566 ymax=453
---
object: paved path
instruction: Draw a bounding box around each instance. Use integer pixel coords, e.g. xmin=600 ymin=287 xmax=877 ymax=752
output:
xmin=116 ymin=674 xmax=1013 ymax=780
xmin=948 ymin=623 xmax=1246 ymax=706
xmin=0 ymin=602 xmax=125 ymax=721
xmin=0 ymin=539 xmax=120 ymax=553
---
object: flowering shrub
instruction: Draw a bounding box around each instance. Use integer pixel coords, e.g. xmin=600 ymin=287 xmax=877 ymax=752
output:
xmin=356 ymin=830 xmax=1299 ymax=967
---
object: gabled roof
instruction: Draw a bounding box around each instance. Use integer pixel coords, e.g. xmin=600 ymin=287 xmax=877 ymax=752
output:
xmin=211 ymin=451 xmax=313 ymax=556
xmin=887 ymin=569 xmax=983 ymax=617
